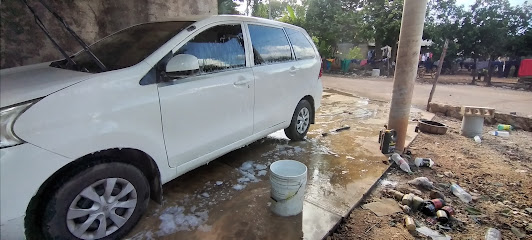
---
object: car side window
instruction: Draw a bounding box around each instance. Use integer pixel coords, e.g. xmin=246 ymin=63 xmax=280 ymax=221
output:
xmin=175 ymin=24 xmax=246 ymax=74
xmin=248 ymin=24 xmax=293 ymax=65
xmin=285 ymin=28 xmax=315 ymax=60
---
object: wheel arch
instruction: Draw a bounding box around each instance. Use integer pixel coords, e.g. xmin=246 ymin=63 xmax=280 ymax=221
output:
xmin=24 ymin=148 xmax=162 ymax=240
xmin=301 ymin=95 xmax=315 ymax=124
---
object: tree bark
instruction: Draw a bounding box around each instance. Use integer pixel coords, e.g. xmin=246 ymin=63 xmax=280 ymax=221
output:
xmin=471 ymin=57 xmax=477 ymax=84
xmin=485 ymin=57 xmax=495 ymax=86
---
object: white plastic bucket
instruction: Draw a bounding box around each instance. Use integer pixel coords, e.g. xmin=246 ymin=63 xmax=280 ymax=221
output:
xmin=269 ymin=160 xmax=307 ymax=216
xmin=461 ymin=115 xmax=484 ymax=137
xmin=372 ymin=69 xmax=380 ymax=77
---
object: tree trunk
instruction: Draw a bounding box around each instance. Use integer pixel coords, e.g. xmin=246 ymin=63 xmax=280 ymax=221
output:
xmin=427 ymin=39 xmax=448 ymax=110
xmin=471 ymin=57 xmax=477 ymax=85
xmin=485 ymin=57 xmax=495 ymax=86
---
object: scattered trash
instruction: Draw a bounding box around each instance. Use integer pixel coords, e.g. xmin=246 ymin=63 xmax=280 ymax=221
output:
xmin=465 ymin=207 xmax=482 ymax=215
xmin=485 ymin=228 xmax=502 ymax=240
xmin=415 ymin=157 xmax=435 ymax=168
xmin=233 ymin=184 xmax=246 ymax=190
xmin=474 ymin=135 xmax=482 ymax=143
xmin=420 ymin=198 xmax=445 ymax=216
xmin=200 ymin=192 xmax=210 ymax=198
xmin=407 ymin=188 xmax=423 ymax=196
xmin=411 ymin=195 xmax=425 ymax=210
xmin=383 ymin=189 xmax=405 ymax=201
xmin=515 ymin=169 xmax=528 ymax=173
xmin=408 ymin=177 xmax=434 ymax=189
xmin=437 ymin=224 xmax=452 ymax=231
xmin=497 ymin=124 xmax=513 ymax=131
xmin=391 ymin=153 xmax=412 ymax=173
xmin=404 ymin=216 xmax=416 ymax=231
xmin=361 ymin=198 xmax=402 ymax=217
xmin=334 ymin=125 xmax=351 ymax=132
xmin=416 ymin=226 xmax=452 ymax=240
xmin=510 ymin=225 xmax=527 ymax=239
xmin=379 ymin=128 xmax=397 ymax=154
xmin=380 ymin=180 xmax=398 ymax=188
xmin=436 ymin=210 xmax=449 ymax=223
xmin=450 ymin=183 xmax=472 ymax=203
xmin=441 ymin=206 xmax=455 ymax=217
xmin=489 ymin=130 xmax=509 ymax=137
xmin=215 ymin=181 xmax=223 ymax=186
xmin=425 ymin=217 xmax=438 ymax=225
xmin=400 ymin=204 xmax=411 ymax=213
xmin=321 ymin=132 xmax=329 ymax=137
xmin=401 ymin=194 xmax=413 ymax=206
xmin=429 ymin=190 xmax=446 ymax=200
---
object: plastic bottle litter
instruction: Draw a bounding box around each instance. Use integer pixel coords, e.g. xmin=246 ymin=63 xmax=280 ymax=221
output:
xmin=497 ymin=124 xmax=513 ymax=131
xmin=385 ymin=189 xmax=405 ymax=201
xmin=402 ymin=193 xmax=413 ymax=205
xmin=485 ymin=227 xmax=502 ymax=240
xmin=411 ymin=195 xmax=424 ymax=210
xmin=414 ymin=158 xmax=434 ymax=168
xmin=489 ymin=131 xmax=509 ymax=137
xmin=450 ymin=183 xmax=472 ymax=203
xmin=474 ymin=135 xmax=482 ymax=143
xmin=391 ymin=153 xmax=412 ymax=173
xmin=408 ymin=177 xmax=434 ymax=189
xmin=400 ymin=204 xmax=411 ymax=213
xmin=404 ymin=216 xmax=416 ymax=231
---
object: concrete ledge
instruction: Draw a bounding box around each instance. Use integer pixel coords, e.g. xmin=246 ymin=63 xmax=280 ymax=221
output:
xmin=428 ymin=102 xmax=532 ymax=131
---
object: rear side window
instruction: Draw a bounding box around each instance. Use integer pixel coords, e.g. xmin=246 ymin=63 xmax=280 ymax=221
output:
xmin=248 ymin=24 xmax=293 ymax=65
xmin=176 ymin=24 xmax=246 ymax=73
xmin=285 ymin=28 xmax=316 ymax=60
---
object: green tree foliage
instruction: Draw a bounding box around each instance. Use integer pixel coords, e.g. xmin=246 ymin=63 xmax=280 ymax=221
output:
xmin=218 ymin=0 xmax=240 ymax=14
xmin=347 ymin=46 xmax=363 ymax=59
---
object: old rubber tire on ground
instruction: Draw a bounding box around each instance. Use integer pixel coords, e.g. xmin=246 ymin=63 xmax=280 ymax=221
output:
xmin=284 ymin=99 xmax=312 ymax=141
xmin=42 ymin=162 xmax=150 ymax=240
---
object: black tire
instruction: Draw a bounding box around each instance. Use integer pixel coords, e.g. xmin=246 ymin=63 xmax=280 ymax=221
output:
xmin=284 ymin=99 xmax=312 ymax=141
xmin=42 ymin=162 xmax=150 ymax=240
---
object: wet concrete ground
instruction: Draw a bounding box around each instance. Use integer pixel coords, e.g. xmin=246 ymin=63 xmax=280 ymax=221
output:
xmin=126 ymin=89 xmax=434 ymax=240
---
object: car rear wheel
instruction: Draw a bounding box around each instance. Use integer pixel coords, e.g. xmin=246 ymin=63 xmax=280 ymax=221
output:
xmin=42 ymin=162 xmax=150 ymax=240
xmin=284 ymin=99 xmax=312 ymax=141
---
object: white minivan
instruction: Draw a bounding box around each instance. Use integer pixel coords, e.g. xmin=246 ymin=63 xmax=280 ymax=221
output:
xmin=0 ymin=15 xmax=322 ymax=239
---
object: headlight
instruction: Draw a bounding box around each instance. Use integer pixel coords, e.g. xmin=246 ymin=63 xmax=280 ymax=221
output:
xmin=0 ymin=101 xmax=35 ymax=148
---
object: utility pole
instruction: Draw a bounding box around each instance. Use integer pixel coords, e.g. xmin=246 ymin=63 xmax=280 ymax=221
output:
xmin=388 ymin=0 xmax=428 ymax=151
xmin=426 ymin=39 xmax=449 ymax=110
xmin=268 ymin=0 xmax=272 ymax=19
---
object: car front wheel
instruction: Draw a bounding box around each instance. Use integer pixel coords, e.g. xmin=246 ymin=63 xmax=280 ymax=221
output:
xmin=42 ymin=162 xmax=150 ymax=240
xmin=284 ymin=99 xmax=312 ymax=141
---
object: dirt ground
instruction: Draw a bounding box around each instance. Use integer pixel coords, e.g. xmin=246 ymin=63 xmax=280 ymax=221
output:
xmin=329 ymin=115 xmax=532 ymax=240
xmin=322 ymin=75 xmax=532 ymax=117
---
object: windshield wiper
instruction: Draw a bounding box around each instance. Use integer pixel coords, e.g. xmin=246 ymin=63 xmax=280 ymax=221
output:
xmin=20 ymin=0 xmax=77 ymax=68
xmin=36 ymin=0 xmax=107 ymax=72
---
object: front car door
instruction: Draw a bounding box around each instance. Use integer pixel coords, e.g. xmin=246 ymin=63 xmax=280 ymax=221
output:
xmin=157 ymin=22 xmax=254 ymax=168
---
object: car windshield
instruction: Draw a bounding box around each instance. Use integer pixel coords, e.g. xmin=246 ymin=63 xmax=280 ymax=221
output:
xmin=53 ymin=21 xmax=193 ymax=73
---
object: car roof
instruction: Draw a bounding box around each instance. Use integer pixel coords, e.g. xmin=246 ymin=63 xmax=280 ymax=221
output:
xmin=153 ymin=15 xmax=306 ymax=32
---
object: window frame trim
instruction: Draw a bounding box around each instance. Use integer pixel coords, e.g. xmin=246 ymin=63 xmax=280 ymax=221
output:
xmin=284 ymin=27 xmax=317 ymax=61
xmin=168 ymin=21 xmax=251 ymax=76
xmin=244 ymin=22 xmax=297 ymax=67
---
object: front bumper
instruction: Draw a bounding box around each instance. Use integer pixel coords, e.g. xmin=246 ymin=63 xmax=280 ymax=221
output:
xmin=1 ymin=143 xmax=72 ymax=239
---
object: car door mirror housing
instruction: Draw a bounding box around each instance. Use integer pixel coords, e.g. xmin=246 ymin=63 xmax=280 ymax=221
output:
xmin=165 ymin=54 xmax=200 ymax=77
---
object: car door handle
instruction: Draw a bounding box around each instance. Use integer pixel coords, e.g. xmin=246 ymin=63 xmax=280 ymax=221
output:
xmin=234 ymin=79 xmax=251 ymax=86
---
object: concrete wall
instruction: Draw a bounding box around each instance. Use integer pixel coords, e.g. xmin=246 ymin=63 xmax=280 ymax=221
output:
xmin=0 ymin=0 xmax=217 ymax=69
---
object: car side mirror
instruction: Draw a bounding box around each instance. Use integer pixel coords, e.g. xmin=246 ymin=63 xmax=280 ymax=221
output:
xmin=164 ymin=54 xmax=200 ymax=79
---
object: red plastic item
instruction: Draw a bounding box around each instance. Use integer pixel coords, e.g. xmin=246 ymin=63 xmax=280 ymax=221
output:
xmin=518 ymin=59 xmax=532 ymax=78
